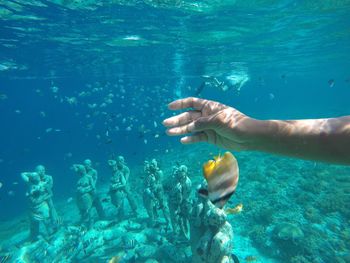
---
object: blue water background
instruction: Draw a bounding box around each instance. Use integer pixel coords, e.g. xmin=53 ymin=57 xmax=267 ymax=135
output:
xmin=0 ymin=1 xmax=350 ymax=221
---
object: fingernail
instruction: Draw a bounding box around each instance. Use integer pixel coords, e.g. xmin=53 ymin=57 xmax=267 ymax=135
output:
xmin=162 ymin=119 xmax=170 ymax=126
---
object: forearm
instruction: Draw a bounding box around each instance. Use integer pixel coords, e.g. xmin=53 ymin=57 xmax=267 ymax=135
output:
xmin=246 ymin=116 xmax=350 ymax=165
xmin=21 ymin=172 xmax=30 ymax=182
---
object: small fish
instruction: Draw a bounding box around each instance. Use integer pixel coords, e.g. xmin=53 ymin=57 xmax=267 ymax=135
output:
xmin=101 ymin=197 xmax=110 ymax=203
xmin=328 ymin=79 xmax=335 ymax=88
xmin=200 ymin=152 xmax=239 ymax=208
xmin=50 ymin=85 xmax=59 ymax=93
xmin=225 ymin=203 xmax=243 ymax=215
xmin=109 ymin=256 xmax=121 ymax=263
xmin=109 ymin=252 xmax=125 ymax=263
xmin=46 ymin=128 xmax=53 ymax=133
xmin=245 ymin=255 xmax=258 ymax=262
xmin=0 ymin=93 xmax=8 ymax=100
xmin=0 ymin=181 xmax=2 ymax=189
xmin=122 ymin=236 xmax=137 ymax=249
xmin=67 ymin=197 xmax=73 ymax=203
xmin=13 ymin=181 xmax=18 ymax=185
xmin=64 ymin=152 xmax=73 ymax=159
xmin=8 ymin=190 xmax=15 ymax=196
xmin=105 ymin=138 xmax=113 ymax=144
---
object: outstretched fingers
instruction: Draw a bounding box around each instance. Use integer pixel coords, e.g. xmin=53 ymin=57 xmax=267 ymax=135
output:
xmin=162 ymin=111 xmax=202 ymax=127
xmin=181 ymin=132 xmax=208 ymax=144
xmin=165 ymin=117 xmax=213 ymax=136
xmin=168 ymin=97 xmax=209 ymax=111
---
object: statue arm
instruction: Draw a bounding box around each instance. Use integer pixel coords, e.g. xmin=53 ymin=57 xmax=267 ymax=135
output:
xmin=114 ymin=175 xmax=126 ymax=190
xmin=21 ymin=172 xmax=31 ymax=183
xmin=47 ymin=176 xmax=53 ymax=189
xmin=125 ymin=167 xmax=130 ymax=178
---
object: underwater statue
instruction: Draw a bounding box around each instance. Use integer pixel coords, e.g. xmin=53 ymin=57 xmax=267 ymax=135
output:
xmin=192 ymin=193 xmax=233 ymax=263
xmin=143 ymin=159 xmax=171 ymax=228
xmin=168 ymin=164 xmax=192 ymax=239
xmin=83 ymin=159 xmax=106 ymax=219
xmin=108 ymin=156 xmax=138 ymax=218
xmin=34 ymin=165 xmax=60 ymax=228
xmin=21 ymin=172 xmax=52 ymax=241
xmin=190 ymin=152 xmax=239 ymax=263
xmin=72 ymin=164 xmax=95 ymax=227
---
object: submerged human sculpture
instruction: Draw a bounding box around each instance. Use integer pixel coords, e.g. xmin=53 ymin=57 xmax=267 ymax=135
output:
xmin=190 ymin=183 xmax=233 ymax=263
xmin=83 ymin=159 xmax=105 ymax=219
xmin=168 ymin=164 xmax=192 ymax=239
xmin=143 ymin=159 xmax=171 ymax=228
xmin=72 ymin=164 xmax=95 ymax=227
xmin=108 ymin=159 xmax=126 ymax=218
xmin=108 ymin=156 xmax=138 ymax=218
xmin=189 ymin=152 xmax=239 ymax=262
xmin=21 ymin=172 xmax=52 ymax=241
xmin=34 ymin=165 xmax=60 ymax=228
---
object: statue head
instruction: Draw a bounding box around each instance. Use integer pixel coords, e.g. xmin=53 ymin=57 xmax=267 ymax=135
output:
xmin=83 ymin=159 xmax=92 ymax=170
xmin=116 ymin=156 xmax=125 ymax=168
xmin=35 ymin=165 xmax=45 ymax=177
xmin=149 ymin=159 xmax=158 ymax=171
xmin=178 ymin=165 xmax=188 ymax=181
xmin=207 ymin=208 xmax=227 ymax=228
xmin=72 ymin=164 xmax=86 ymax=175
xmin=108 ymin=160 xmax=117 ymax=171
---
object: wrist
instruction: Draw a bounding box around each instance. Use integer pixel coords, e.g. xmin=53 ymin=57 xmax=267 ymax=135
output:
xmin=238 ymin=118 xmax=271 ymax=151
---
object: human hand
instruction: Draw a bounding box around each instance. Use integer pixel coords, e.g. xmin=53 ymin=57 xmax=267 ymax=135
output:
xmin=163 ymin=97 xmax=257 ymax=151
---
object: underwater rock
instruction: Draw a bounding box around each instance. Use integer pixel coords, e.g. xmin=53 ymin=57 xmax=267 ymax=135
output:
xmin=93 ymin=220 xmax=113 ymax=230
xmin=135 ymin=244 xmax=158 ymax=260
xmin=124 ymin=220 xmax=142 ymax=231
xmin=144 ymin=228 xmax=165 ymax=244
xmin=274 ymin=222 xmax=304 ymax=242
xmin=161 ymin=243 xmax=191 ymax=263
xmin=272 ymin=222 xmax=304 ymax=258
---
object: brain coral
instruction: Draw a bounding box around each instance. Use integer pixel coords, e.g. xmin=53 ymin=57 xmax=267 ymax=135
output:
xmin=274 ymin=222 xmax=304 ymax=243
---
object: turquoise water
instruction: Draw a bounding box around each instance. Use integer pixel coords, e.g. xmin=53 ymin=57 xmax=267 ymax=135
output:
xmin=0 ymin=1 xmax=350 ymax=262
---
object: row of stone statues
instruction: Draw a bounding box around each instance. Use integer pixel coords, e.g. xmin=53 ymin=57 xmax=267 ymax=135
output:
xmin=21 ymin=157 xmax=236 ymax=262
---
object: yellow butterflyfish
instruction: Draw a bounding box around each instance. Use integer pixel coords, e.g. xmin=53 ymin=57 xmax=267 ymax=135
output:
xmin=200 ymin=151 xmax=239 ymax=208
